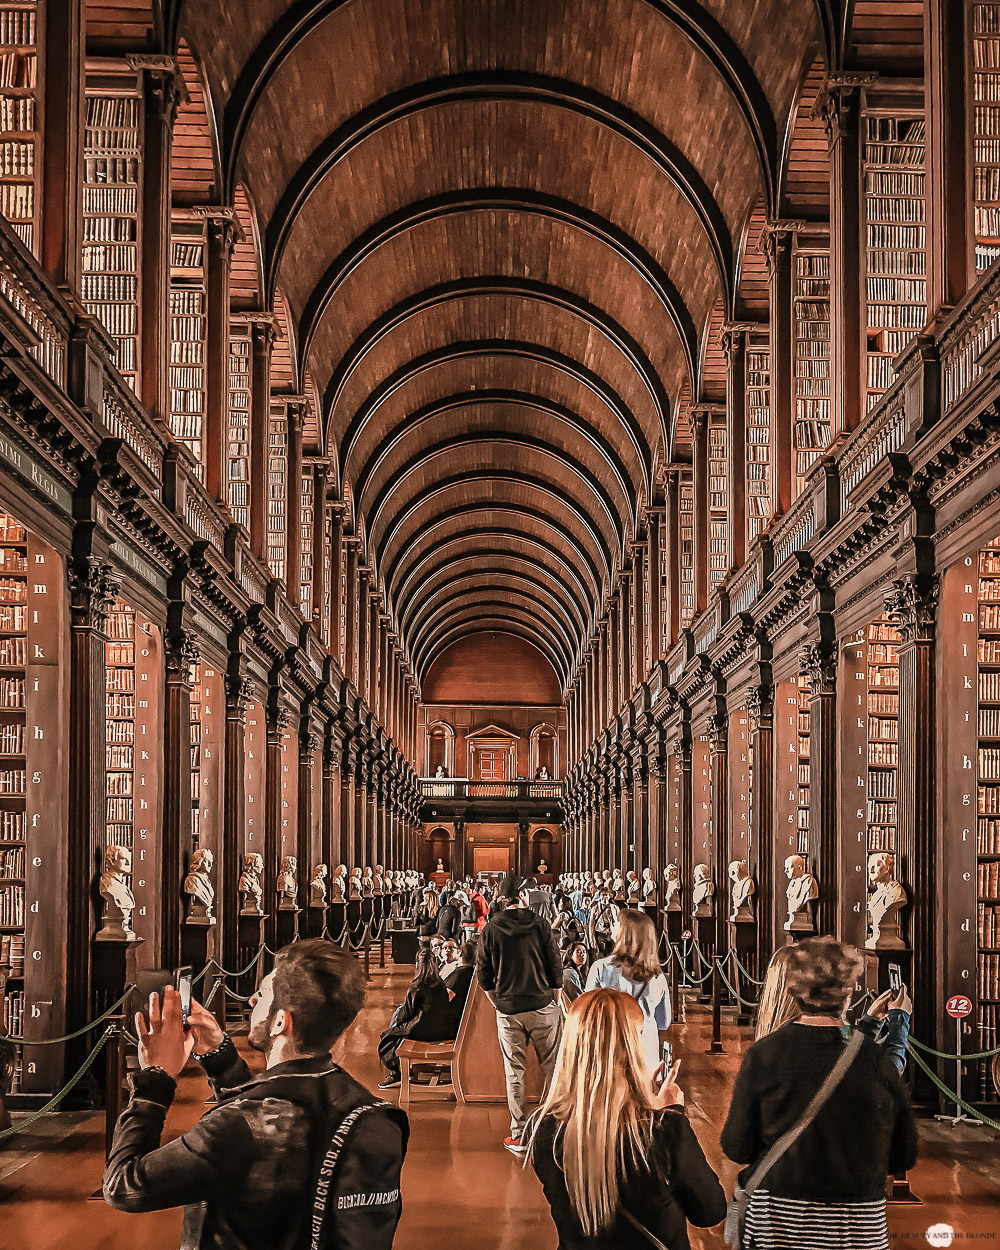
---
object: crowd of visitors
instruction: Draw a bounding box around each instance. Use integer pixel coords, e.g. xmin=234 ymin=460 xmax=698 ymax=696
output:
xmin=101 ymin=873 xmax=919 ymax=1250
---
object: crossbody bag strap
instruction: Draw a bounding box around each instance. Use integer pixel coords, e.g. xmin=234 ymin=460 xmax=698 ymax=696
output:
xmin=743 ymin=1028 xmax=864 ymax=1200
xmin=620 ymin=1206 xmax=670 ymax=1250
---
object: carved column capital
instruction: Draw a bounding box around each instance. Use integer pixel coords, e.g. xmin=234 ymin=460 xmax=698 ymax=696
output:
xmin=165 ymin=630 xmax=200 ymax=683
xmin=225 ymin=673 xmax=254 ymax=720
xmin=883 ymin=573 xmax=938 ymax=645
xmin=800 ymin=640 xmax=837 ymax=695
xmin=745 ymin=684 xmax=774 ymax=731
xmin=69 ymin=558 xmax=122 ymax=632
xmin=707 ymin=713 xmax=728 ymax=754
xmin=814 ymin=73 xmax=876 ymax=145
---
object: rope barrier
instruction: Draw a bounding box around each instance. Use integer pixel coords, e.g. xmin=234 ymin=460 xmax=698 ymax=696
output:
xmin=4 ymin=986 xmax=135 ymax=1047
xmin=908 ymin=1035 xmax=1000 ymax=1062
xmin=717 ymin=957 xmax=759 ymax=1011
xmin=907 ymin=1045 xmax=1000 ymax=1133
xmin=671 ymin=945 xmax=713 ymax=986
xmin=731 ymin=951 xmax=765 ymax=986
xmin=0 ymin=1028 xmax=111 ymax=1141
xmin=212 ymin=948 xmax=264 ymax=980
xmin=223 ymin=985 xmax=254 ymax=1003
xmin=202 ymin=979 xmax=221 ymax=1011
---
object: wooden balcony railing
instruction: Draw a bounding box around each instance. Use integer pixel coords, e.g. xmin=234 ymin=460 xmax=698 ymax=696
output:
xmin=420 ymin=778 xmax=563 ymax=801
xmin=0 ymin=229 xmax=69 ymax=388
xmin=939 ymin=259 xmax=1000 ymax=415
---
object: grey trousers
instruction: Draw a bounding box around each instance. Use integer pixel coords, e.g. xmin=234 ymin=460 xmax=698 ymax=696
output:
xmin=495 ymin=999 xmax=563 ymax=1137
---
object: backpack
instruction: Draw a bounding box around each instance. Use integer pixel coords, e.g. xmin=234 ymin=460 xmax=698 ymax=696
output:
xmin=233 ymin=1066 xmax=410 ymax=1250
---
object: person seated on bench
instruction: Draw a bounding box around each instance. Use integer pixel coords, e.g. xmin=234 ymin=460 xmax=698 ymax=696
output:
xmin=442 ymin=940 xmax=477 ymax=1035
xmin=378 ymin=949 xmax=454 ymax=1090
xmin=439 ymin=938 xmax=461 ymax=981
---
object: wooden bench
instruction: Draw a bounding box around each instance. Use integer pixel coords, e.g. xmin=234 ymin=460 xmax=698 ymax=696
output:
xmin=396 ymin=973 xmax=546 ymax=1107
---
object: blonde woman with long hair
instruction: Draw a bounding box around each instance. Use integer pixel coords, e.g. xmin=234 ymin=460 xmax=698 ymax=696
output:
xmin=527 ymin=989 xmax=726 ymax=1248
xmin=585 ymin=908 xmax=671 ymax=1070
xmin=755 ymin=945 xmax=801 ymax=1040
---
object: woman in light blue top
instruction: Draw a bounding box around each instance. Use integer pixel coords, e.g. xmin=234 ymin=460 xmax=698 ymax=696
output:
xmin=585 ymin=908 xmax=671 ymax=1070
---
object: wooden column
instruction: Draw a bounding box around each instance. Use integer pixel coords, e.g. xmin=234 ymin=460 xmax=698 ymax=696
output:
xmin=677 ymin=738 xmax=694 ymax=919
xmin=134 ymin=56 xmax=182 ymax=425
xmin=885 ymin=572 xmax=939 ymax=1043
xmin=67 ymin=558 xmax=119 ymax=1048
xmin=762 ymin=223 xmax=797 ymax=516
xmin=802 ymin=638 xmax=839 ymax=936
xmin=249 ymin=320 xmax=277 ymax=561
xmin=619 ymin=572 xmax=632 ymax=701
xmin=690 ymin=410 xmax=710 ymax=614
xmin=609 ymin=595 xmax=621 ymax=717
xmin=162 ymin=630 xmax=195 ymax=971
xmin=748 ymin=681 xmax=776 ymax=971
xmin=297 ymin=726 xmax=316 ymax=904
xmin=819 ymin=75 xmax=867 ymax=437
xmin=647 ymin=736 xmax=667 ymax=910
xmin=664 ymin=480 xmax=680 ymax=648
xmin=286 ymin=401 xmax=304 ymax=595
xmin=223 ymin=672 xmax=251 ymax=973
xmin=633 ymin=757 xmax=648 ymax=876
xmin=340 ymin=741 xmax=357 ymax=867
xmin=708 ymin=710 xmax=730 ymax=954
xmin=265 ymin=706 xmax=289 ymax=948
xmin=312 ymin=466 xmax=329 ymax=637
xmin=632 ymin=540 xmax=645 ymax=685
xmin=721 ymin=324 xmax=750 ymax=572
xmin=646 ymin=507 xmax=663 ymax=664
xmin=344 ymin=539 xmax=358 ymax=688
xmin=41 ymin=0 xmax=84 ymax=285
xmin=356 ymin=570 xmax=369 ymax=700
xmin=202 ymin=210 xmax=238 ymax=502
xmin=926 ymin=0 xmax=973 ymax=316
xmin=330 ymin=505 xmax=344 ymax=661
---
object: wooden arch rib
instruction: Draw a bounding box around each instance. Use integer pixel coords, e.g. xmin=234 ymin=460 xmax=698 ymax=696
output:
xmin=325 ymin=279 xmax=672 ymax=454
xmin=388 ymin=520 xmax=601 ymax=625
xmin=339 ymin=341 xmax=653 ymax=486
xmin=353 ymin=392 xmax=641 ymax=534
xmin=398 ymin=553 xmax=589 ymax=640
xmin=263 ymin=75 xmax=734 ymax=301
xmin=219 ymin=0 xmax=778 ymax=211
xmin=414 ymin=604 xmax=575 ymax=684
xmin=380 ymin=494 xmax=610 ymax=610
xmin=368 ymin=460 xmax=623 ymax=586
xmin=407 ymin=573 xmax=584 ymax=658
xmin=302 ymin=191 xmax=700 ymax=396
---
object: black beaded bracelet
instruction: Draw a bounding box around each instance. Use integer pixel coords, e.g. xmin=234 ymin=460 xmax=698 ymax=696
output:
xmin=192 ymin=1032 xmax=231 ymax=1062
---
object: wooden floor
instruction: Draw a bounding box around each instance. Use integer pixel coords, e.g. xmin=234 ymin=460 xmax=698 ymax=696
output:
xmin=1 ymin=960 xmax=998 ymax=1249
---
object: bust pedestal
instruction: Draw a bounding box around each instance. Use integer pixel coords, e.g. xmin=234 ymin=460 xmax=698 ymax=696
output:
xmin=238 ymin=911 xmax=269 ymax=994
xmin=665 ymin=909 xmax=683 ymax=946
xmin=729 ymin=920 xmax=757 ymax=1027
xmin=864 ymin=949 xmax=912 ymax=997
xmin=346 ymin=898 xmax=363 ymax=948
xmin=327 ymin=901 xmax=348 ymax=947
xmin=275 ymin=906 xmax=301 ymax=947
xmin=181 ymin=914 xmax=218 ymax=971
xmin=695 ymin=916 xmax=715 ymax=1003
xmin=307 ymin=903 xmax=328 ymax=940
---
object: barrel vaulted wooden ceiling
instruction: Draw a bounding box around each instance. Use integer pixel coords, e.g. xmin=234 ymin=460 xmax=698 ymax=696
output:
xmin=90 ymin=0 xmax=924 ymax=693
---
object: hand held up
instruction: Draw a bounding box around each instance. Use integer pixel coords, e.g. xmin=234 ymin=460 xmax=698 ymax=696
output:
xmin=135 ymin=985 xmax=195 ymax=1078
xmin=652 ymin=1058 xmax=684 ymax=1108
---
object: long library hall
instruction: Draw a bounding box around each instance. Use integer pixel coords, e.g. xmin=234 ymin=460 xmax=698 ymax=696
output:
xmin=0 ymin=2 xmax=999 ymax=1248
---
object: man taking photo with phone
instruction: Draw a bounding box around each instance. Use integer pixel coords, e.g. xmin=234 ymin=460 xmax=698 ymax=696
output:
xmin=103 ymin=939 xmax=408 ymax=1249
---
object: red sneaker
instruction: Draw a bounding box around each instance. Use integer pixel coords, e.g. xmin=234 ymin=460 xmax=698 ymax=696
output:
xmin=504 ymin=1136 xmax=527 ymax=1155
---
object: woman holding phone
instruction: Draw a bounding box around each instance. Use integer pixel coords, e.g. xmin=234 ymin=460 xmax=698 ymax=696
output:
xmin=526 ymin=988 xmax=726 ymax=1248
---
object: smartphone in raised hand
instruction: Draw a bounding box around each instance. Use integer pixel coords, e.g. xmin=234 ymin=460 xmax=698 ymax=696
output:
xmin=175 ymin=965 xmax=193 ymax=1025
xmin=661 ymin=1040 xmax=673 ymax=1072
xmin=888 ymin=963 xmax=902 ymax=995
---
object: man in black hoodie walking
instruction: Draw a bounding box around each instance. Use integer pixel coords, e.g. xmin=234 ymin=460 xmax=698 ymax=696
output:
xmin=476 ymin=875 xmax=563 ymax=1155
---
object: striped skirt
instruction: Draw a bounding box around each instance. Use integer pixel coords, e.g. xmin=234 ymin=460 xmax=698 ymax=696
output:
xmin=745 ymin=1189 xmax=889 ymax=1249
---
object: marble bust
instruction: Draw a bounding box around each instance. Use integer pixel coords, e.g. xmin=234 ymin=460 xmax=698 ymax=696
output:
xmin=361 ymin=867 xmax=374 ymax=898
xmin=664 ymin=863 xmax=683 ymax=912
xmin=329 ymin=864 xmax=347 ymax=903
xmin=784 ymin=854 xmax=819 ymax=933
xmin=277 ymin=855 xmax=299 ymax=911
xmin=183 ymin=848 xmax=216 ymax=925
xmin=239 ymin=852 xmax=264 ymax=916
xmin=626 ymin=870 xmax=640 ymax=899
xmin=309 ymin=863 xmax=328 ymax=908
xmin=537 ymin=859 xmax=548 ymax=875
xmin=436 ymin=858 xmax=445 ymax=874
xmin=642 ymin=867 xmax=656 ymax=900
xmin=866 ymin=853 xmax=907 ymax=950
xmin=373 ymin=865 xmax=385 ymax=895
xmin=96 ymin=844 xmax=136 ymax=941
xmin=349 ymin=869 xmax=362 ymax=901
xmin=692 ymin=863 xmax=714 ymax=918
xmin=728 ymin=859 xmax=755 ymax=923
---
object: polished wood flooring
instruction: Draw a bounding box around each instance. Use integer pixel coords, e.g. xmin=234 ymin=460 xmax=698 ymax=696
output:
xmin=1 ymin=960 xmax=998 ymax=1248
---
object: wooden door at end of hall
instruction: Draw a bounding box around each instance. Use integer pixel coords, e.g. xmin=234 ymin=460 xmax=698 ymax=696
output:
xmin=474 ymin=745 xmax=514 ymax=781
xmin=473 ymin=846 xmax=511 ymax=876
